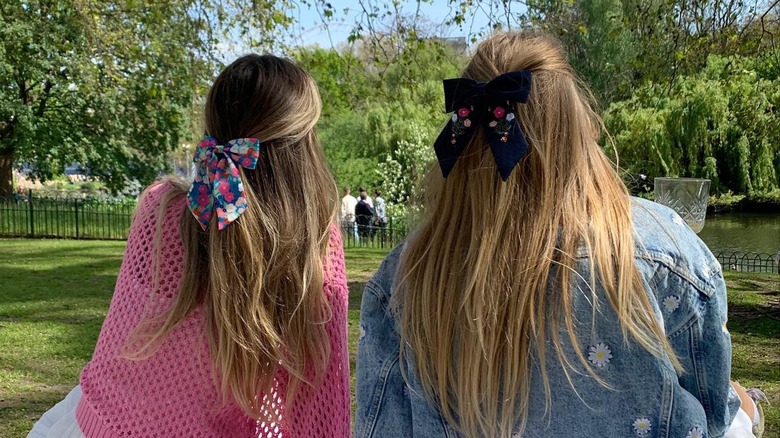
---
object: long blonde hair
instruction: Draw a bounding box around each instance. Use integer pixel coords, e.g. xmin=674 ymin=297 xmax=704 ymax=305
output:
xmin=126 ymin=55 xmax=339 ymax=421
xmin=397 ymin=32 xmax=679 ymax=437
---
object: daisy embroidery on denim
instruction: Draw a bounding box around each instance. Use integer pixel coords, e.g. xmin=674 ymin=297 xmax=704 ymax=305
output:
xmin=686 ymin=426 xmax=704 ymax=438
xmin=632 ymin=418 xmax=651 ymax=436
xmin=662 ymin=295 xmax=681 ymax=313
xmin=588 ymin=342 xmax=612 ymax=367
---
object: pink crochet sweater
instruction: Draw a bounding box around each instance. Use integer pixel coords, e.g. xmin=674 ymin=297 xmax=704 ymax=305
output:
xmin=76 ymin=183 xmax=350 ymax=437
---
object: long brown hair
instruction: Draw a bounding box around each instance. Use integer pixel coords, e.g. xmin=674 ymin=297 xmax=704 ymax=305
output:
xmin=126 ymin=55 xmax=339 ymax=421
xmin=397 ymin=32 xmax=679 ymax=437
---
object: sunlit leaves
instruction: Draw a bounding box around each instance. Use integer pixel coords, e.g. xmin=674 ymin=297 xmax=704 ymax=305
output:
xmin=604 ymin=54 xmax=780 ymax=195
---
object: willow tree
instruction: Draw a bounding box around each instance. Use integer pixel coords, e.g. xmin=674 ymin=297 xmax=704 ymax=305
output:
xmin=604 ymin=54 xmax=780 ymax=195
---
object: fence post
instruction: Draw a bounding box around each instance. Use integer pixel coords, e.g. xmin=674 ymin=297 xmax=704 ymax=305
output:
xmin=388 ymin=217 xmax=393 ymax=248
xmin=28 ymin=189 xmax=34 ymax=237
xmin=74 ymin=198 xmax=80 ymax=239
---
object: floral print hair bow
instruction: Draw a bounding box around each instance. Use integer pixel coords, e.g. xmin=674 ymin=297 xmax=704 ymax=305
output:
xmin=433 ymin=70 xmax=532 ymax=181
xmin=187 ymin=136 xmax=261 ymax=230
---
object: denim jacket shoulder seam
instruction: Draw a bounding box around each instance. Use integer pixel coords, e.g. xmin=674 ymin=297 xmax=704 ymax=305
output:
xmin=574 ymin=249 xmax=716 ymax=296
xmin=634 ymin=250 xmax=717 ymax=297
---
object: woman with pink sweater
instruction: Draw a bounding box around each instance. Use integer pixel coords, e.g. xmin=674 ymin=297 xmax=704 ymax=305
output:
xmin=29 ymin=55 xmax=350 ymax=437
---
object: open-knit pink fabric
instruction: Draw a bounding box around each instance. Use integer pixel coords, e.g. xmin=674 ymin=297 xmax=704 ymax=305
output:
xmin=76 ymin=182 xmax=350 ymax=437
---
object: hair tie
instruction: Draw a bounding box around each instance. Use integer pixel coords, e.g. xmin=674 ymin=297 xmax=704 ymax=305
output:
xmin=433 ymin=70 xmax=532 ymax=181
xmin=187 ymin=136 xmax=261 ymax=230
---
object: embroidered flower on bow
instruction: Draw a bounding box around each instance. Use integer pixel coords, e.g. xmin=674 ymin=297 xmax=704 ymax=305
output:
xmin=487 ymin=105 xmax=515 ymax=143
xmin=633 ymin=418 xmax=652 ymax=436
xmin=662 ymin=295 xmax=681 ymax=313
xmin=588 ymin=342 xmax=612 ymax=367
xmin=686 ymin=426 xmax=704 ymax=438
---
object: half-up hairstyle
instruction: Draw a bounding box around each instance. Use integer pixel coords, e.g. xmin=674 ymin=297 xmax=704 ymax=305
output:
xmin=126 ymin=54 xmax=339 ymax=421
xmin=397 ymin=32 xmax=679 ymax=437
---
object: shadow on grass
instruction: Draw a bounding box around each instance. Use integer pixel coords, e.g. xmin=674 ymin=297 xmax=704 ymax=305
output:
xmin=348 ymin=281 xmax=366 ymax=310
xmin=0 ymin=262 xmax=121 ymax=305
xmin=0 ymin=385 xmax=74 ymax=438
xmin=727 ymin=300 xmax=780 ymax=339
xmin=0 ymin=257 xmax=120 ymax=389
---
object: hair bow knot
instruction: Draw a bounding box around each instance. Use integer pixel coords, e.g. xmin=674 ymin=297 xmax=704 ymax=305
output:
xmin=187 ymin=136 xmax=261 ymax=230
xmin=434 ymin=70 xmax=532 ymax=181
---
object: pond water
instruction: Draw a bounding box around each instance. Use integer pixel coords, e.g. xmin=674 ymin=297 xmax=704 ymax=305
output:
xmin=698 ymin=213 xmax=780 ymax=255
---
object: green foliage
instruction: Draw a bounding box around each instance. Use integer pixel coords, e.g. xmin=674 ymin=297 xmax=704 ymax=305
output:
xmin=605 ymin=54 xmax=780 ymax=195
xmin=296 ymin=40 xmax=465 ymax=209
xmin=294 ymin=48 xmax=373 ymax=120
xmin=525 ymin=0 xmax=775 ymax=104
xmin=0 ymin=0 xmax=293 ymax=196
xmin=376 ymin=122 xmax=435 ymax=204
xmin=0 ymin=1 xmax=207 ymax=194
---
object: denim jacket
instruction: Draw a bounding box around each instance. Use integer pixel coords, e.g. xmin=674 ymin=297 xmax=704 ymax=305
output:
xmin=355 ymin=198 xmax=739 ymax=438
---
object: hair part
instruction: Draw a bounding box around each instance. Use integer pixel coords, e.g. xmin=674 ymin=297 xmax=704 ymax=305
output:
xmin=396 ymin=31 xmax=679 ymax=437
xmin=125 ymin=54 xmax=339 ymax=423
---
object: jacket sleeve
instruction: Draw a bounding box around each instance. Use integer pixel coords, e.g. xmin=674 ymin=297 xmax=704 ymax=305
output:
xmin=668 ymin=268 xmax=739 ymax=438
xmin=355 ymin=278 xmax=412 ymax=438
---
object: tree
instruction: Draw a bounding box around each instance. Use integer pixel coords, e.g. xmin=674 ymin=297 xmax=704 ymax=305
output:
xmin=295 ymin=38 xmax=463 ymax=198
xmin=0 ymin=0 xmax=291 ymax=196
xmin=604 ymin=54 xmax=780 ymax=195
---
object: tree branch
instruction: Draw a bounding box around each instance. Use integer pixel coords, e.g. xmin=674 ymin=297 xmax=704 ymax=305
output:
xmin=17 ymin=77 xmax=30 ymax=104
xmin=760 ymin=0 xmax=780 ymax=52
xmin=36 ymin=80 xmax=54 ymax=118
xmin=0 ymin=120 xmax=14 ymax=140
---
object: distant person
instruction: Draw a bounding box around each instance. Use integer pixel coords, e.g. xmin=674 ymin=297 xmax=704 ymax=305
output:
xmin=372 ymin=189 xmax=387 ymax=227
xmin=340 ymin=187 xmax=358 ymax=242
xmin=14 ymin=186 xmax=26 ymax=203
xmin=355 ymin=192 xmax=374 ymax=240
xmin=29 ymin=54 xmax=350 ymax=438
xmin=359 ymin=185 xmax=373 ymax=208
xmin=371 ymin=189 xmax=388 ymax=245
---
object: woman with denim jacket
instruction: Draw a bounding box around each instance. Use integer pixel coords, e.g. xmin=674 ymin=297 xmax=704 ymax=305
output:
xmin=356 ymin=32 xmax=751 ymax=437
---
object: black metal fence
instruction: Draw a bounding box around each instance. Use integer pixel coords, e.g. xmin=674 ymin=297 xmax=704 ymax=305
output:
xmin=340 ymin=219 xmax=408 ymax=249
xmin=0 ymin=191 xmax=136 ymax=240
xmin=715 ymin=251 xmax=780 ymax=274
xmin=0 ymin=190 xmax=409 ymax=247
xmin=2 ymin=195 xmax=776 ymax=267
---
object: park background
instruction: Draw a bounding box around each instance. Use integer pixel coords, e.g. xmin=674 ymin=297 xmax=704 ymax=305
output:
xmin=1 ymin=0 xmax=779 ymax=436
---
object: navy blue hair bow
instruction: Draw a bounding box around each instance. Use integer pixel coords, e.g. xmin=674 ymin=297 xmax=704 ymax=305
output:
xmin=433 ymin=70 xmax=532 ymax=181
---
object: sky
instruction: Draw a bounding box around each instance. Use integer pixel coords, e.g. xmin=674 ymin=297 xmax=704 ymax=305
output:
xmin=214 ymin=0 xmax=527 ymax=62
xmin=289 ymin=0 xmax=500 ymax=48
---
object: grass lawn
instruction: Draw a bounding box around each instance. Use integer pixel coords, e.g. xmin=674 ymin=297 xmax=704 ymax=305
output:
xmin=1 ymin=239 xmax=778 ymax=437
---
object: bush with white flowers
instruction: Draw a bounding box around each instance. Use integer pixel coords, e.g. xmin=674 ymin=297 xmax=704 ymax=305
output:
xmin=376 ymin=122 xmax=436 ymax=229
